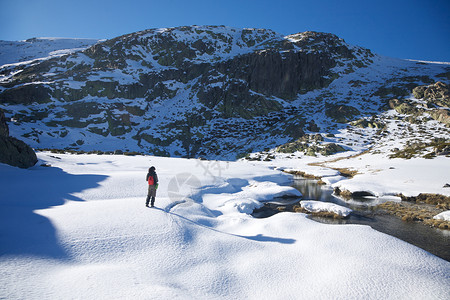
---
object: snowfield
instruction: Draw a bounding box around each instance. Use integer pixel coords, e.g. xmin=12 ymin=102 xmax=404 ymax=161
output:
xmin=1 ymin=152 xmax=449 ymax=299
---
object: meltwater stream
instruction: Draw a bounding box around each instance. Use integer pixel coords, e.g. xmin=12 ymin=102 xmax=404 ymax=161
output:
xmin=252 ymin=176 xmax=450 ymax=262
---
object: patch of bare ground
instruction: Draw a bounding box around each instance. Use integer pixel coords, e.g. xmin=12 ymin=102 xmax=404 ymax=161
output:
xmin=307 ymin=149 xmax=371 ymax=178
xmin=283 ymin=170 xmax=322 ymax=180
xmin=378 ymin=194 xmax=450 ymax=230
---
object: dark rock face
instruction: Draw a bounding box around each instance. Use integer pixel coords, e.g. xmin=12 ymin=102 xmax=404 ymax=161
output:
xmin=0 ymin=85 xmax=51 ymax=105
xmin=0 ymin=108 xmax=9 ymax=137
xmin=217 ymin=50 xmax=335 ymax=100
xmin=0 ymin=109 xmax=37 ymax=168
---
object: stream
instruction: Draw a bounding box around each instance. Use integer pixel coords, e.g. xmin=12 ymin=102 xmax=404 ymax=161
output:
xmin=252 ymin=175 xmax=450 ymax=262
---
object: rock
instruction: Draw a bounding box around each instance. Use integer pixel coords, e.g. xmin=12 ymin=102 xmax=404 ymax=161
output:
xmin=0 ymin=136 xmax=37 ymax=168
xmin=0 ymin=109 xmax=9 ymax=137
xmin=0 ymin=84 xmax=51 ymax=105
xmin=388 ymin=98 xmax=402 ymax=109
xmin=412 ymin=86 xmax=426 ymax=99
xmin=443 ymin=183 xmax=450 ymax=188
xmin=276 ymin=139 xmax=308 ymax=153
xmin=307 ymin=120 xmax=320 ymax=132
xmin=413 ymin=81 xmax=450 ymax=108
xmin=325 ymin=104 xmax=360 ymax=123
xmin=435 ymin=145 xmax=450 ymax=156
xmin=319 ymin=143 xmax=345 ymax=155
xmin=429 ymin=109 xmax=450 ymax=126
xmin=0 ymin=109 xmax=37 ymax=168
xmin=424 ymin=81 xmax=449 ymax=105
xmin=394 ymin=102 xmax=419 ymax=115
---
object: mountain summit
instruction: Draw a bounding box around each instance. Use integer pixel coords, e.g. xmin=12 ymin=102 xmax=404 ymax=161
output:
xmin=0 ymin=25 xmax=448 ymax=159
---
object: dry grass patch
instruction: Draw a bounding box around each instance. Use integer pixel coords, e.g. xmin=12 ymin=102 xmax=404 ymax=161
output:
xmin=399 ymin=193 xmax=450 ymax=210
xmin=334 ymin=167 xmax=358 ymax=178
xmin=292 ymin=205 xmax=346 ymax=219
xmin=283 ymin=170 xmax=322 ymax=180
xmin=333 ymin=187 xmax=355 ymax=199
xmin=377 ymin=201 xmax=449 ymax=230
xmin=423 ymin=219 xmax=450 ymax=230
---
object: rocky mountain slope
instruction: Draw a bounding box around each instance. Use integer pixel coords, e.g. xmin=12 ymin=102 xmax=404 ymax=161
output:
xmin=0 ymin=25 xmax=449 ymax=159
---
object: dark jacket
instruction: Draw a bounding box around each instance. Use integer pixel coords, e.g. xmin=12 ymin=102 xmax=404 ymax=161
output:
xmin=146 ymin=171 xmax=158 ymax=185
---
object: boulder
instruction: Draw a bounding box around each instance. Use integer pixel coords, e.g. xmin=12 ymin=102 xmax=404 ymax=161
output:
xmin=388 ymin=98 xmax=402 ymax=109
xmin=413 ymin=81 xmax=450 ymax=108
xmin=319 ymin=143 xmax=346 ymax=155
xmin=0 ymin=109 xmax=37 ymax=168
xmin=412 ymin=86 xmax=426 ymax=99
xmin=394 ymin=102 xmax=419 ymax=115
xmin=325 ymin=104 xmax=360 ymax=123
xmin=0 ymin=136 xmax=38 ymax=168
xmin=429 ymin=109 xmax=450 ymax=126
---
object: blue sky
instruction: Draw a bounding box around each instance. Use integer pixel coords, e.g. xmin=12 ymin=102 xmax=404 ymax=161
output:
xmin=1 ymin=0 xmax=449 ymax=61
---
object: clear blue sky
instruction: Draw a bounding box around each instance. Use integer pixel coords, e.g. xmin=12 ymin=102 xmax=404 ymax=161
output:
xmin=1 ymin=0 xmax=449 ymax=61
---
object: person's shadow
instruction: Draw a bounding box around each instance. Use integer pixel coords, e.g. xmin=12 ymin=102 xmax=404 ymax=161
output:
xmin=0 ymin=164 xmax=107 ymax=259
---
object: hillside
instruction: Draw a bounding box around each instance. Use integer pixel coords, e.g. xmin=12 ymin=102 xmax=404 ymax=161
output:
xmin=0 ymin=25 xmax=449 ymax=160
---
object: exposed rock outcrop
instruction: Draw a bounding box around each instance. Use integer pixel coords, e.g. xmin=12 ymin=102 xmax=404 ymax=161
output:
xmin=0 ymin=109 xmax=37 ymax=168
xmin=0 ymin=108 xmax=9 ymax=137
xmin=413 ymin=81 xmax=450 ymax=108
xmin=429 ymin=109 xmax=450 ymax=126
xmin=325 ymin=104 xmax=360 ymax=123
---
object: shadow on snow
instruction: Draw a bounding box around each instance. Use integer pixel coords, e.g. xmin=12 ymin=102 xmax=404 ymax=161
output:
xmin=0 ymin=164 xmax=108 ymax=260
xmin=160 ymin=208 xmax=296 ymax=245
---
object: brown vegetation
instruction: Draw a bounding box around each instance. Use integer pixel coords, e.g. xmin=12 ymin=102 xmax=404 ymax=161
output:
xmin=377 ymin=201 xmax=449 ymax=230
xmin=283 ymin=170 xmax=322 ymax=180
xmin=399 ymin=193 xmax=450 ymax=210
xmin=292 ymin=205 xmax=347 ymax=219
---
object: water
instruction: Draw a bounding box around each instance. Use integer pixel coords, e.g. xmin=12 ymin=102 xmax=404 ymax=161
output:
xmin=252 ymin=176 xmax=450 ymax=262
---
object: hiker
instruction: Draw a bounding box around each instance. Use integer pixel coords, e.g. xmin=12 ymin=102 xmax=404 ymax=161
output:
xmin=146 ymin=166 xmax=158 ymax=207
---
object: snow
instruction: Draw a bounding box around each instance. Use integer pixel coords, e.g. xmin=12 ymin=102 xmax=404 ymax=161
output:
xmin=300 ymin=200 xmax=353 ymax=217
xmin=0 ymin=38 xmax=99 ymax=67
xmin=434 ymin=211 xmax=450 ymax=221
xmin=1 ymin=153 xmax=449 ymax=299
xmin=328 ymin=154 xmax=450 ymax=197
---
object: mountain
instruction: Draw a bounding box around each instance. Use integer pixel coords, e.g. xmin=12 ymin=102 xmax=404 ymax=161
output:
xmin=0 ymin=25 xmax=449 ymax=160
xmin=0 ymin=37 xmax=100 ymax=66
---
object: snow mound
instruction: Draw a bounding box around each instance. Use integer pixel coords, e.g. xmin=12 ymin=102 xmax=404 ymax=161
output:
xmin=300 ymin=200 xmax=353 ymax=217
xmin=242 ymin=181 xmax=302 ymax=201
xmin=433 ymin=210 xmax=450 ymax=221
xmin=321 ymin=175 xmax=346 ymax=185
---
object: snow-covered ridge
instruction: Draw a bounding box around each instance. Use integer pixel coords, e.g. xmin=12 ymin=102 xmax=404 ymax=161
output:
xmin=406 ymin=59 xmax=450 ymax=65
xmin=0 ymin=37 xmax=100 ymax=67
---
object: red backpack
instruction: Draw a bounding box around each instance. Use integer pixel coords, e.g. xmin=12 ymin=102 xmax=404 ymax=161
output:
xmin=148 ymin=175 xmax=154 ymax=185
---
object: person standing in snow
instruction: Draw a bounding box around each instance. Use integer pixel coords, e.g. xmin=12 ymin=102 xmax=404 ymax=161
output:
xmin=146 ymin=166 xmax=158 ymax=207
